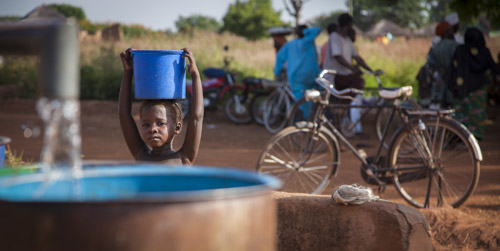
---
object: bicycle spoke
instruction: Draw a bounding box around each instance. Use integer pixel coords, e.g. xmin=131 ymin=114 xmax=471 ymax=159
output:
xmin=305 ymin=153 xmax=332 ymax=165
xmin=391 ymin=118 xmax=479 ymax=208
xmin=274 ymin=139 xmax=297 ymax=162
xmin=302 ymin=171 xmax=322 ymax=188
xmin=300 ymin=165 xmax=330 ymax=171
xmin=435 ymin=171 xmax=466 ymax=200
xmin=424 ymin=170 xmax=433 ymax=208
xmin=264 ymin=153 xmax=294 ymax=169
xmin=295 ymin=172 xmax=311 ymax=192
xmin=260 ymin=166 xmax=291 ymax=174
xmin=257 ymin=127 xmax=337 ymax=194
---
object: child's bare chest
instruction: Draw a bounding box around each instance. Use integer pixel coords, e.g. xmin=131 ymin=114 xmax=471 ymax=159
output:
xmin=136 ymin=149 xmax=184 ymax=165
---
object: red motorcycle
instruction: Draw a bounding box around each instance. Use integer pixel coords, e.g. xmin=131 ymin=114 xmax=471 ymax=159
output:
xmin=183 ymin=46 xmax=266 ymax=124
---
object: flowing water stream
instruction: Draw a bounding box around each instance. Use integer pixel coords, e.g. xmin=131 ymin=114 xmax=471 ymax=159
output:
xmin=35 ymin=97 xmax=82 ymax=198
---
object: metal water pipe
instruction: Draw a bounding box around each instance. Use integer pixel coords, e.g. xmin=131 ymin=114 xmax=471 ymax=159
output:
xmin=0 ymin=18 xmax=79 ymax=99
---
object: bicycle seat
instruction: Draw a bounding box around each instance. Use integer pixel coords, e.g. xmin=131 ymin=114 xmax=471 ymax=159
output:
xmin=203 ymin=68 xmax=226 ymax=78
xmin=242 ymin=77 xmax=262 ymax=85
xmin=378 ymin=86 xmax=413 ymax=100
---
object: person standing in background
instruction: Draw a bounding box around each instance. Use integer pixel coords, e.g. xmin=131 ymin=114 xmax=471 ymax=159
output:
xmin=323 ymin=13 xmax=373 ymax=138
xmin=448 ymin=27 xmax=500 ymax=140
xmin=426 ymin=21 xmax=458 ymax=108
xmin=445 ymin=12 xmax=464 ymax=44
xmin=319 ymin=23 xmax=337 ymax=69
xmin=274 ymin=25 xmax=321 ymax=119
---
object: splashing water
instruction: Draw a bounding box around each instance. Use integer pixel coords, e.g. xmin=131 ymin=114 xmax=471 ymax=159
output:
xmin=35 ymin=97 xmax=82 ymax=197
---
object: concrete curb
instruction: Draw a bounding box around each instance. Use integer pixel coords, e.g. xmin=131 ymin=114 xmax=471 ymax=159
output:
xmin=274 ymin=192 xmax=433 ymax=251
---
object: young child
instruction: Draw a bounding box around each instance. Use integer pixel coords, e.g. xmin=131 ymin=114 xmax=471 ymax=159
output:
xmin=119 ymin=48 xmax=203 ymax=165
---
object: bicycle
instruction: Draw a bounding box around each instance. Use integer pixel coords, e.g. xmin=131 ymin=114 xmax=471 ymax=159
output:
xmin=262 ymin=81 xmax=296 ymax=133
xmin=248 ymin=78 xmax=282 ymax=126
xmin=288 ymin=70 xmax=420 ymax=149
xmin=256 ymin=69 xmax=482 ymax=208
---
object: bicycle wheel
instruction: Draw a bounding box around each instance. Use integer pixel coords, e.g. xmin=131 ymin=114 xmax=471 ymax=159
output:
xmin=224 ymin=93 xmax=252 ymax=124
xmin=263 ymin=90 xmax=291 ymax=133
xmin=256 ymin=126 xmax=339 ymax=194
xmin=250 ymin=93 xmax=267 ymax=126
xmin=388 ymin=117 xmax=480 ymax=208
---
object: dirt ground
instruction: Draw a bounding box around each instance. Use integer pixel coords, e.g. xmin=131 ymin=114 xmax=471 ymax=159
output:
xmin=1 ymin=99 xmax=499 ymax=250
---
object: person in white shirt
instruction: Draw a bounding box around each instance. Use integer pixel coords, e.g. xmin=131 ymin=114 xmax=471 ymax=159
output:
xmin=445 ymin=12 xmax=464 ymax=44
xmin=323 ymin=13 xmax=373 ymax=137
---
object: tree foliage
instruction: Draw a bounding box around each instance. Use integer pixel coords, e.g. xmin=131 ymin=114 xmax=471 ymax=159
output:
xmin=351 ymin=0 xmax=426 ymax=31
xmin=450 ymin=0 xmax=500 ymax=28
xmin=312 ymin=11 xmax=344 ymax=30
xmin=0 ymin=16 xmax=21 ymax=21
xmin=48 ymin=4 xmax=86 ymax=21
xmin=222 ymin=0 xmax=284 ymax=40
xmin=424 ymin=0 xmax=452 ymax=24
xmin=350 ymin=0 xmax=500 ymax=31
xmin=175 ymin=14 xmax=222 ymax=33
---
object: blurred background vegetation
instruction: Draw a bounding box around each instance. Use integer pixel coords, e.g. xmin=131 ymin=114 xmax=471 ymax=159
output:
xmin=0 ymin=0 xmax=499 ymax=100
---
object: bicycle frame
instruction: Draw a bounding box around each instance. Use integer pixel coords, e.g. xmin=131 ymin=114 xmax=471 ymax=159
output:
xmin=326 ymin=71 xmax=421 ymax=137
xmin=326 ymin=100 xmax=384 ymax=135
xmin=313 ymin=100 xmax=404 ymax=187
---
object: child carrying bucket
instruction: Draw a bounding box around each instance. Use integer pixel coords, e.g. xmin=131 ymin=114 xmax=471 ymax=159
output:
xmin=119 ymin=48 xmax=203 ymax=165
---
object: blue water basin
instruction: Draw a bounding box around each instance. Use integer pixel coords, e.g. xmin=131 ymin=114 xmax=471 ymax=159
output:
xmin=0 ymin=165 xmax=280 ymax=202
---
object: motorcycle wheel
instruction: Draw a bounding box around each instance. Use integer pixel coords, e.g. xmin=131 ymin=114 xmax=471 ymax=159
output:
xmin=225 ymin=93 xmax=252 ymax=124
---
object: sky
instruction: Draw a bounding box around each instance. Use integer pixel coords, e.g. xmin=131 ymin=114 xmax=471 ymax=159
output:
xmin=0 ymin=0 xmax=348 ymax=31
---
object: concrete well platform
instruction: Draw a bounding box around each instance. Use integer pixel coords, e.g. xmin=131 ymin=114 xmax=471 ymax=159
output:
xmin=274 ymin=192 xmax=433 ymax=251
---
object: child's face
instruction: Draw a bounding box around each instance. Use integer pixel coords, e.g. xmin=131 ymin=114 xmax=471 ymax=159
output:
xmin=140 ymin=105 xmax=179 ymax=148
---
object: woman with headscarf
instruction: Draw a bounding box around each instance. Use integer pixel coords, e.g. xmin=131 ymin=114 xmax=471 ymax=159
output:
xmin=427 ymin=21 xmax=458 ymax=108
xmin=448 ymin=27 xmax=500 ymax=140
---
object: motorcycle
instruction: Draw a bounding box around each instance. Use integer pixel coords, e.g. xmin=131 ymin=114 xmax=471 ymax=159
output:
xmin=183 ymin=46 xmax=265 ymax=124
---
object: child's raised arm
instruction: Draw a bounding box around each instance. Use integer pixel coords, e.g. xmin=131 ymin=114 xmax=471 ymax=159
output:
xmin=180 ymin=48 xmax=204 ymax=164
xmin=118 ymin=48 xmax=144 ymax=158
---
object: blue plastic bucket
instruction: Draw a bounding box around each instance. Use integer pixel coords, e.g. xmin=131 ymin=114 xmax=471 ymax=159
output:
xmin=131 ymin=50 xmax=186 ymax=99
xmin=0 ymin=137 xmax=11 ymax=168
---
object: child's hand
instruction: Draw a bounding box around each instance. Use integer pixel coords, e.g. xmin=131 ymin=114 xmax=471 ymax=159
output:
xmin=182 ymin=48 xmax=199 ymax=76
xmin=120 ymin=48 xmax=134 ymax=72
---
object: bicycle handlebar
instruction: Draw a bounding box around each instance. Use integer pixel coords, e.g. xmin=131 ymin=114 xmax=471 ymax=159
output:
xmin=363 ymin=70 xmax=384 ymax=88
xmin=363 ymin=69 xmax=384 ymax=76
xmin=315 ymin=69 xmax=363 ymax=101
xmin=319 ymin=69 xmax=337 ymax=79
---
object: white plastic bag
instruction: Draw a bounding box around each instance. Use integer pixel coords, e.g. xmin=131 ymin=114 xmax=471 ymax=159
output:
xmin=331 ymin=184 xmax=379 ymax=205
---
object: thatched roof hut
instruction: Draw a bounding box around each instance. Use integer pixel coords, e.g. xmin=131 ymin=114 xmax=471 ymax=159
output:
xmin=23 ymin=5 xmax=66 ymax=20
xmin=365 ymin=19 xmax=411 ymax=37
xmin=413 ymin=23 xmax=438 ymax=37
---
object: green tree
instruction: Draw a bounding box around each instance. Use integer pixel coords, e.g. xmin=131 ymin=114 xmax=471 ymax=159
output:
xmin=222 ymin=0 xmax=284 ymax=40
xmin=451 ymin=0 xmax=500 ymax=28
xmin=175 ymin=14 xmax=222 ymax=33
xmin=48 ymin=4 xmax=86 ymax=21
xmin=0 ymin=16 xmax=21 ymax=21
xmin=350 ymin=0 xmax=427 ymax=31
xmin=312 ymin=11 xmax=344 ymax=30
xmin=424 ymin=0 xmax=452 ymax=23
